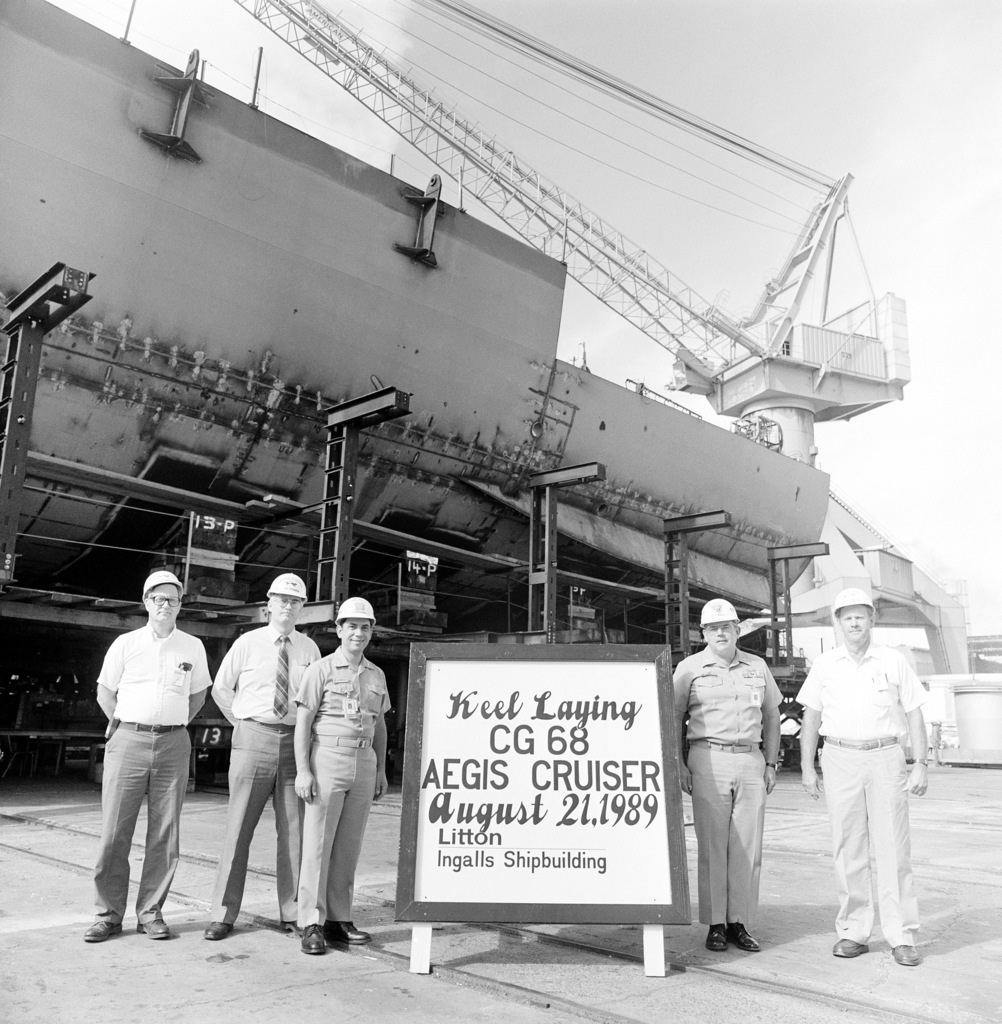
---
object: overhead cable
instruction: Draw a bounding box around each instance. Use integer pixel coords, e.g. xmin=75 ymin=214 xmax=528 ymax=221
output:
xmin=352 ymin=0 xmax=811 ymax=229
xmin=411 ymin=0 xmax=834 ymax=190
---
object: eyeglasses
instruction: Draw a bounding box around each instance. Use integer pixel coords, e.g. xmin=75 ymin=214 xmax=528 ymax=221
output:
xmin=271 ymin=596 xmax=304 ymax=607
xmin=147 ymin=595 xmax=181 ymax=608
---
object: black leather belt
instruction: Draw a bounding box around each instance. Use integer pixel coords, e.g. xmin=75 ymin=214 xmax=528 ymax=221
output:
xmin=248 ymin=719 xmax=295 ymax=731
xmin=825 ymin=736 xmax=898 ymax=750
xmin=121 ymin=722 xmax=186 ymax=734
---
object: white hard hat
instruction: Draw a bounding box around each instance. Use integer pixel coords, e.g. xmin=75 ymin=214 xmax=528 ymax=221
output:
xmin=335 ymin=596 xmax=376 ymax=624
xmin=143 ymin=570 xmax=183 ymax=598
xmin=268 ymin=573 xmax=308 ymax=600
xmin=832 ymin=587 xmax=874 ymax=615
xmin=700 ymin=598 xmax=738 ymax=626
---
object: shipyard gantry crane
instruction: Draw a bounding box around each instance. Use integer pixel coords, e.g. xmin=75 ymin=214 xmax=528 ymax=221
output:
xmin=231 ymin=0 xmax=910 ymax=465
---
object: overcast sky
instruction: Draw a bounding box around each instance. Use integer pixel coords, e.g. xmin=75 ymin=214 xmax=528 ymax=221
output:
xmin=46 ymin=0 xmax=1002 ymax=634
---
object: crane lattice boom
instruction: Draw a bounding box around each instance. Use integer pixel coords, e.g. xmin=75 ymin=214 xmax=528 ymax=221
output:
xmin=232 ymin=0 xmax=809 ymax=388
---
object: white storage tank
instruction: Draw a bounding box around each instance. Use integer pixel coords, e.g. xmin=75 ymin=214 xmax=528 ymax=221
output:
xmin=949 ymin=675 xmax=1002 ymax=764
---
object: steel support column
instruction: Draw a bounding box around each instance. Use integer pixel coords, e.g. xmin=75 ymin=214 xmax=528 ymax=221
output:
xmin=527 ymin=462 xmax=605 ymax=642
xmin=316 ymin=387 xmax=410 ymax=608
xmin=663 ymin=510 xmax=731 ymax=657
xmin=1 ymin=264 xmax=93 ymax=582
xmin=528 ymin=484 xmax=559 ymax=640
xmin=766 ymin=541 xmax=829 ymax=670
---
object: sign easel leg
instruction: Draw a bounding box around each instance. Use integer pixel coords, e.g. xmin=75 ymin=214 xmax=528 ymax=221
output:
xmin=643 ymin=924 xmax=665 ymax=977
xmin=409 ymin=922 xmax=433 ymax=973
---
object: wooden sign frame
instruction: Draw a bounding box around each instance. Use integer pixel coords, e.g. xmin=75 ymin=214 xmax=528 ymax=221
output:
xmin=395 ymin=643 xmax=690 ymax=973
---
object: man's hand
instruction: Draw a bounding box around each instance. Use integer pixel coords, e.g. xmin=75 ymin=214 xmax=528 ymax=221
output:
xmin=373 ymin=769 xmax=388 ymax=801
xmin=295 ymin=770 xmax=317 ymax=803
xmin=802 ymin=766 xmax=823 ymax=800
xmin=907 ymin=762 xmax=928 ymax=797
xmin=765 ymin=764 xmax=777 ymax=794
xmin=679 ymin=761 xmax=692 ymax=795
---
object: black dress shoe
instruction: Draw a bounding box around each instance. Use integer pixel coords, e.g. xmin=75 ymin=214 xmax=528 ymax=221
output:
xmin=324 ymin=920 xmax=372 ymax=945
xmin=705 ymin=924 xmax=728 ymax=951
xmin=137 ymin=919 xmax=171 ymax=940
xmin=301 ymin=924 xmax=326 ymax=955
xmin=726 ymin=922 xmax=761 ymax=952
xmin=83 ymin=920 xmax=122 ymax=943
xmin=203 ymin=921 xmax=233 ymax=941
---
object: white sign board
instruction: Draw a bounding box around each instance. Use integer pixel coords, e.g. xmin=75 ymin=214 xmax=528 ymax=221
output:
xmin=396 ymin=644 xmax=689 ymax=926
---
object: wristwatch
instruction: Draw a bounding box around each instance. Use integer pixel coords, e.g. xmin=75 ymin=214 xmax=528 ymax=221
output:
xmin=765 ymin=762 xmax=778 ymax=768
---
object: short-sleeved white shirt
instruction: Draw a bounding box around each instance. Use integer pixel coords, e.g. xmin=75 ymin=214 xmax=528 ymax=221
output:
xmin=212 ymin=624 xmax=321 ymax=725
xmin=97 ymin=625 xmax=211 ymax=726
xmin=795 ymin=643 xmax=927 ymax=741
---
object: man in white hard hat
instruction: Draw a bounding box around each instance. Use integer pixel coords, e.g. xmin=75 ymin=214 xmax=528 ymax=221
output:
xmin=797 ymin=587 xmax=929 ymax=967
xmin=84 ymin=571 xmax=212 ymax=943
xmin=294 ymin=596 xmax=390 ymax=955
xmin=204 ymin=573 xmax=321 ymax=940
xmin=673 ymin=597 xmax=782 ymax=953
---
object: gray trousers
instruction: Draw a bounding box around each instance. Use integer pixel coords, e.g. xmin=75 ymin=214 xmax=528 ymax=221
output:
xmin=92 ymin=726 xmax=190 ymax=925
xmin=689 ymin=745 xmax=767 ymax=926
xmin=297 ymin=740 xmax=376 ymax=927
xmin=210 ymin=720 xmax=302 ymax=923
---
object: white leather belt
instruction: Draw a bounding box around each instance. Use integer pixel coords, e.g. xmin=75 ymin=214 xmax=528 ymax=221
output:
xmin=825 ymin=736 xmax=898 ymax=750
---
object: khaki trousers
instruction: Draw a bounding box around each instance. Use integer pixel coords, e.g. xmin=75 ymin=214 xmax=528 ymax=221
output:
xmin=821 ymin=743 xmax=919 ymax=947
xmin=297 ymin=739 xmax=376 ymax=927
xmin=92 ymin=726 xmax=190 ymax=925
xmin=689 ymin=745 xmax=767 ymax=926
xmin=210 ymin=720 xmax=302 ymax=924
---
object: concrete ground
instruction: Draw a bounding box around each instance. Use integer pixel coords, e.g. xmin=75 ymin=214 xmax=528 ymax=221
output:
xmin=1 ymin=764 xmax=1000 ymax=1024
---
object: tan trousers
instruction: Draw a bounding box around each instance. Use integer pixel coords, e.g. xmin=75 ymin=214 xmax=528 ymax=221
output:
xmin=297 ymin=740 xmax=376 ymax=927
xmin=92 ymin=726 xmax=190 ymax=925
xmin=689 ymin=745 xmax=767 ymax=926
xmin=821 ymin=743 xmax=919 ymax=947
xmin=210 ymin=720 xmax=302 ymax=924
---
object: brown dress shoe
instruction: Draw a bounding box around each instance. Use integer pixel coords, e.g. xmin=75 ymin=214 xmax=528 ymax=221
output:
xmin=84 ymin=920 xmax=122 ymax=943
xmin=301 ymin=924 xmax=326 ymax=955
xmin=726 ymin=922 xmax=761 ymax=951
xmin=892 ymin=944 xmax=920 ymax=966
xmin=137 ymin=919 xmax=171 ymax=940
xmin=832 ymin=939 xmax=869 ymax=958
xmin=203 ymin=922 xmax=233 ymax=941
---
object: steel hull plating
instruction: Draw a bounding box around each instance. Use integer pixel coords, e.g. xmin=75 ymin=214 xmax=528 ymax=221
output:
xmin=0 ymin=1 xmax=828 ymax=616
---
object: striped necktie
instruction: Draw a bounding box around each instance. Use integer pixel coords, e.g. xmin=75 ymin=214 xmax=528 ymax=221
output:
xmin=274 ymin=635 xmax=290 ymax=718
